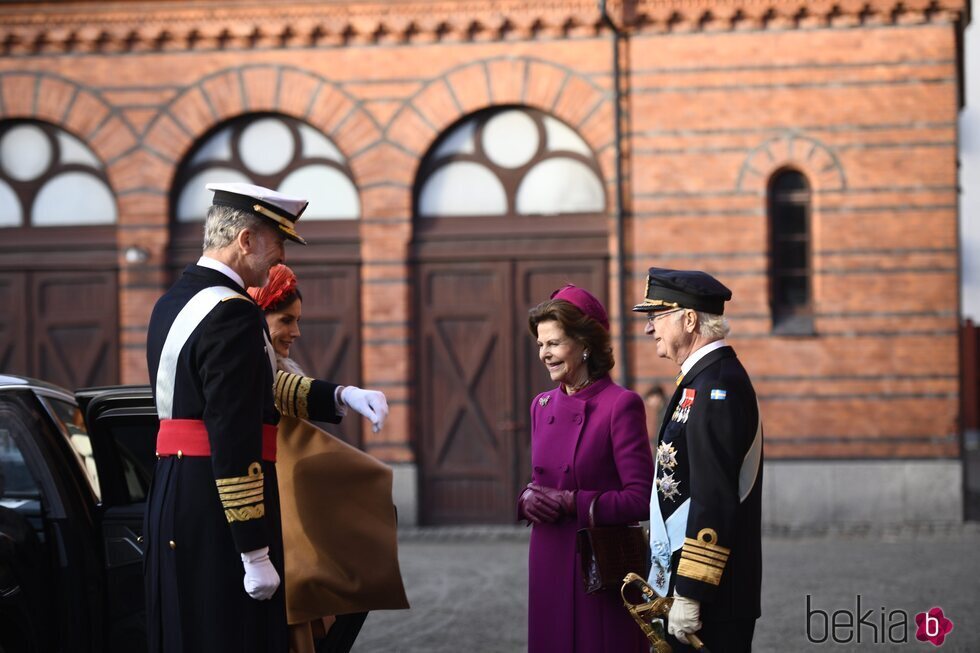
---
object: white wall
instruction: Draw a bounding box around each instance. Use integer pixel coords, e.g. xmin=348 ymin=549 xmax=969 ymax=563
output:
xmin=960 ymin=1 xmax=980 ymax=321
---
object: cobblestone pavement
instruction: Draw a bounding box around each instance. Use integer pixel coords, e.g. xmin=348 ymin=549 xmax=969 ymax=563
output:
xmin=351 ymin=523 xmax=980 ymax=653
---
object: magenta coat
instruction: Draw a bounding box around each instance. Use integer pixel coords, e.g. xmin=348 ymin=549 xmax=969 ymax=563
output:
xmin=523 ymin=375 xmax=654 ymax=653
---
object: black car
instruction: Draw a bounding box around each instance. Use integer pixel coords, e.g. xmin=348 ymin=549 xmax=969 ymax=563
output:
xmin=0 ymin=375 xmax=156 ymax=653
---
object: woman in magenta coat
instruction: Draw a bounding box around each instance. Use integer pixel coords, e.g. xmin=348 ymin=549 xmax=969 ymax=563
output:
xmin=519 ymin=285 xmax=655 ymax=653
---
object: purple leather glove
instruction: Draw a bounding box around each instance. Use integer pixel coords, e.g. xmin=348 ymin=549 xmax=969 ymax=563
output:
xmin=529 ymin=483 xmax=576 ymax=518
xmin=520 ymin=485 xmax=561 ymax=524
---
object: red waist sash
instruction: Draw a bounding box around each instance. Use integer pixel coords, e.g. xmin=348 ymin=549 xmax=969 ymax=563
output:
xmin=156 ymin=419 xmax=277 ymax=462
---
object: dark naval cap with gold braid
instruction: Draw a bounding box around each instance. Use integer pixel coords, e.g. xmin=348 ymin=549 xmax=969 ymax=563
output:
xmin=633 ymin=267 xmax=732 ymax=315
xmin=207 ymin=182 xmax=308 ymax=245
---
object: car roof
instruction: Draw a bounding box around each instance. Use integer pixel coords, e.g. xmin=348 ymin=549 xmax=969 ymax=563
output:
xmin=0 ymin=373 xmax=73 ymax=397
xmin=0 ymin=375 xmax=152 ymax=408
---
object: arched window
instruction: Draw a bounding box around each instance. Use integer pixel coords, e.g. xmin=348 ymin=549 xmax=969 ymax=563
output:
xmin=768 ymin=169 xmax=813 ymax=334
xmin=171 ymin=113 xmax=360 ymax=222
xmin=0 ymin=120 xmax=116 ymax=227
xmin=415 ymin=106 xmax=605 ymax=218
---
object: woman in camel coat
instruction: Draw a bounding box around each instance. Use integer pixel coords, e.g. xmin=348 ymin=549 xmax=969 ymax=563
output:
xmin=249 ymin=265 xmax=409 ymax=653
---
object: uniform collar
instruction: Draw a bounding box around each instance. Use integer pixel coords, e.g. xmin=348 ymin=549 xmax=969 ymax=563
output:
xmin=680 ymin=339 xmax=727 ymax=377
xmin=197 ymin=256 xmax=245 ymax=290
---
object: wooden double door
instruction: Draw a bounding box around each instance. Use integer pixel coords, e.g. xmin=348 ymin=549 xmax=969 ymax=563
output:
xmin=416 ymin=256 xmax=607 ymax=524
xmin=0 ymin=227 xmax=119 ymax=389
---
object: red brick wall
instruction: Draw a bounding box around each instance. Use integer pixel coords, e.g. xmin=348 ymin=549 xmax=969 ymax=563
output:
xmin=0 ymin=0 xmax=965 ymax=462
xmin=627 ymin=19 xmax=962 ymax=459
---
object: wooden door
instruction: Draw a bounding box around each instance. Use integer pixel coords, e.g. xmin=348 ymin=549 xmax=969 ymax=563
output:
xmin=32 ymin=270 xmax=119 ymax=389
xmin=0 ymin=269 xmax=117 ymax=389
xmin=417 ymin=261 xmax=515 ymax=524
xmin=0 ymin=273 xmax=28 ymax=375
xmin=416 ymin=257 xmax=607 ymax=524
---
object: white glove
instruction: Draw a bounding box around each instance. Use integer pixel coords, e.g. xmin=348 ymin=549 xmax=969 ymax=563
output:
xmin=667 ymin=592 xmax=702 ymax=644
xmin=241 ymin=546 xmax=280 ymax=600
xmin=341 ymin=386 xmax=389 ymax=433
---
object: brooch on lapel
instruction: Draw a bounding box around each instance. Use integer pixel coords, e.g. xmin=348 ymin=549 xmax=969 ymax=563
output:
xmin=539 ymin=396 xmax=550 ymax=407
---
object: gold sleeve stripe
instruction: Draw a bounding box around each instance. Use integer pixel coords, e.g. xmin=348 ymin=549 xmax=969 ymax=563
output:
xmin=225 ymin=504 xmax=265 ymax=523
xmin=215 ymin=462 xmax=264 ymax=512
xmin=677 ymin=558 xmax=724 ymax=586
xmin=215 ymin=462 xmax=264 ymax=487
xmin=222 ymin=495 xmax=266 ymax=508
xmin=296 ymin=376 xmax=311 ymax=419
xmin=274 ymin=371 xmax=300 ymax=415
xmin=682 ymin=550 xmax=727 ymax=568
xmin=273 ymin=371 xmax=290 ymax=407
xmin=216 ymin=479 xmax=264 ymax=495
xmin=218 ymin=487 xmax=265 ymax=502
xmin=274 ymin=370 xmax=312 ymax=419
xmin=682 ymin=542 xmax=729 ymax=562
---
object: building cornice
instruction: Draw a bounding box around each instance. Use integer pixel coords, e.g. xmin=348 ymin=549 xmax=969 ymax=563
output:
xmin=0 ymin=0 xmax=967 ymax=54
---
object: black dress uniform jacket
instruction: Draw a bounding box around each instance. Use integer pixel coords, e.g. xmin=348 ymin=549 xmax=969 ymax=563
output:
xmin=144 ymin=264 xmax=342 ymax=653
xmin=650 ymin=345 xmax=763 ymax=647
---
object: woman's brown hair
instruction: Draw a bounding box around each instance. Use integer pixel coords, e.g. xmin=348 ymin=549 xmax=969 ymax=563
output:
xmin=528 ymin=299 xmax=614 ymax=379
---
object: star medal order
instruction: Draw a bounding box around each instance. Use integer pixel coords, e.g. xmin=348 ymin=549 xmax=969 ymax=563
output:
xmin=656 ymin=442 xmax=677 ymax=471
xmin=656 ymin=472 xmax=681 ymax=502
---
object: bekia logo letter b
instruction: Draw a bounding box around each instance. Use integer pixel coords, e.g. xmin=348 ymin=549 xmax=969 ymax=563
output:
xmin=915 ymin=607 xmax=953 ymax=647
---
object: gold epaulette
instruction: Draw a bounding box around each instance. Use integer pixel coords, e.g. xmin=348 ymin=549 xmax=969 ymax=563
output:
xmin=677 ymin=528 xmax=730 ymax=586
xmin=274 ymin=370 xmax=312 ymax=419
xmin=216 ymin=462 xmax=265 ymax=523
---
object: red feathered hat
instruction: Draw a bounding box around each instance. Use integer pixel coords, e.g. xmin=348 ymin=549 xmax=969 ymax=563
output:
xmin=247 ymin=264 xmax=298 ymax=311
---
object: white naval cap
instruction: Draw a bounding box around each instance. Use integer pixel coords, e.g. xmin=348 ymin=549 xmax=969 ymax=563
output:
xmin=206 ymin=182 xmax=308 ymax=245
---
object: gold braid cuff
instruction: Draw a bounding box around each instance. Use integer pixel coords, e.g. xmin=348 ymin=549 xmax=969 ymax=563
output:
xmin=274 ymin=370 xmax=312 ymax=419
xmin=677 ymin=528 xmax=730 ymax=586
xmin=217 ymin=461 xmax=265 ymax=523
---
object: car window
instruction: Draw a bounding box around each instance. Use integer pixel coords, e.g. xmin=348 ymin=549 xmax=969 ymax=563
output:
xmin=0 ymin=417 xmax=42 ymax=505
xmin=105 ymin=422 xmax=154 ymax=503
xmin=42 ymin=396 xmax=101 ymax=501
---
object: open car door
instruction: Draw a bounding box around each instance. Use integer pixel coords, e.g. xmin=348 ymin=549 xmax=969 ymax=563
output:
xmin=76 ymin=385 xmax=157 ymax=653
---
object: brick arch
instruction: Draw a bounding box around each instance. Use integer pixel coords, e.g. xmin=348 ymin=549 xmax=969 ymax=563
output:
xmin=144 ymin=64 xmax=383 ymax=196
xmin=385 ymin=56 xmax=615 ymax=191
xmin=0 ymin=70 xmax=138 ymax=194
xmin=736 ymin=131 xmax=846 ymax=193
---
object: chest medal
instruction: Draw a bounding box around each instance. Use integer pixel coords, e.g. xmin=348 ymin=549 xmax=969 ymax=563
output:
xmin=670 ymin=388 xmax=696 ymax=423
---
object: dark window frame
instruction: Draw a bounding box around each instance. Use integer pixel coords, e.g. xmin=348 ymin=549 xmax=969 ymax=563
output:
xmin=767 ymin=167 xmax=815 ymax=336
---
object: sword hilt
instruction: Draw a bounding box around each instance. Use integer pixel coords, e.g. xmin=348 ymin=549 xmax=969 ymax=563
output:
xmin=620 ymin=573 xmax=712 ymax=653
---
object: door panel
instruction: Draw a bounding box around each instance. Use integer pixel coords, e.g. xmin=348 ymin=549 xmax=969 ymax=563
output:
xmin=286 ymin=264 xmax=361 ymax=447
xmin=417 ymin=262 xmax=514 ymax=524
xmin=32 ymin=271 xmax=118 ymax=388
xmin=0 ymin=273 xmax=29 ymax=375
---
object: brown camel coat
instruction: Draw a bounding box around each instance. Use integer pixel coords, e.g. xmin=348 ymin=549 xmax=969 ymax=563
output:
xmin=276 ymin=415 xmax=409 ymax=627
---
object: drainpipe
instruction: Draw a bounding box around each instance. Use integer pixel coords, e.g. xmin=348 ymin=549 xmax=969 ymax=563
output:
xmin=599 ymin=0 xmax=630 ymax=386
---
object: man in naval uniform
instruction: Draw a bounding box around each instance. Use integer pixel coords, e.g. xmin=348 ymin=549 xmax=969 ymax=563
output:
xmin=633 ymin=267 xmax=763 ymax=653
xmin=144 ymin=182 xmax=388 ymax=653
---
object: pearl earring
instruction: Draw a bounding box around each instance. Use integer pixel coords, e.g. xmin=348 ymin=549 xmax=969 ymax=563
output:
xmin=583 ymin=351 xmax=589 ymax=361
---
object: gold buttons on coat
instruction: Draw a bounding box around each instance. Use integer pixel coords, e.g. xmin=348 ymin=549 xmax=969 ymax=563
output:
xmin=169 ymin=540 xmax=176 ymax=550
xmin=177 ymin=450 xmax=183 ymax=459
